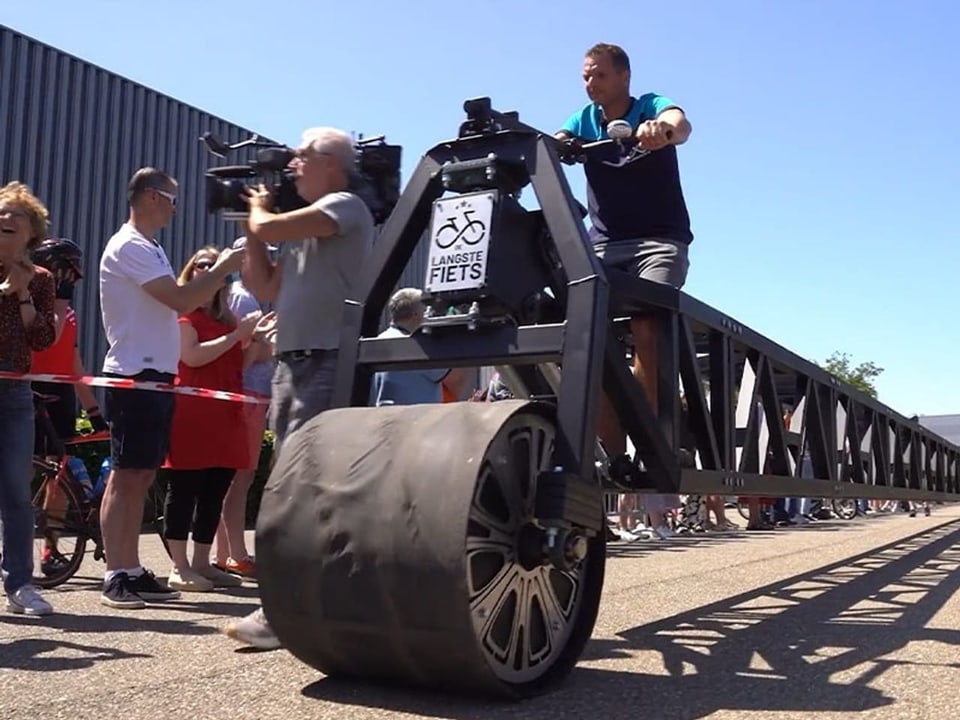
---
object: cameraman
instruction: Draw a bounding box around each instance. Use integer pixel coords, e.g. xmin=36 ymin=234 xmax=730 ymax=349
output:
xmin=224 ymin=127 xmax=376 ymax=650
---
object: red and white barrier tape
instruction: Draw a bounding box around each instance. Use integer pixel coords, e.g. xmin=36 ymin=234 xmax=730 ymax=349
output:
xmin=0 ymin=371 xmax=269 ymax=406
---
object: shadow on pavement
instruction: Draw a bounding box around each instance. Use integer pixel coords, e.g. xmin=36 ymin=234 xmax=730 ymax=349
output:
xmin=4 ymin=609 xmax=224 ymax=636
xmin=299 ymin=519 xmax=960 ymax=719
xmin=0 ymin=637 xmax=151 ymax=672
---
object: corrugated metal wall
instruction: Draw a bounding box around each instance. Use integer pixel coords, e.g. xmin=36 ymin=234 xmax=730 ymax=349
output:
xmin=0 ymin=24 xmax=272 ymax=375
xmin=1 ymin=23 xmax=483 ymax=395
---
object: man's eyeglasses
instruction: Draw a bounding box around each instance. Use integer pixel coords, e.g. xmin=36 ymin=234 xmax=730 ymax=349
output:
xmin=152 ymin=188 xmax=177 ymax=206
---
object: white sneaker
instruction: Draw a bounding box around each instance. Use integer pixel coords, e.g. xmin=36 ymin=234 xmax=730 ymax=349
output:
xmin=224 ymin=607 xmax=281 ymax=650
xmin=7 ymin=585 xmax=54 ymax=616
xmin=194 ymin=564 xmax=243 ymax=588
xmin=168 ymin=567 xmax=214 ymax=593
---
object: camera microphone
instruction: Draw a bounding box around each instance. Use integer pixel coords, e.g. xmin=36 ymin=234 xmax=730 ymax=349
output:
xmin=200 ymin=132 xmax=231 ymax=158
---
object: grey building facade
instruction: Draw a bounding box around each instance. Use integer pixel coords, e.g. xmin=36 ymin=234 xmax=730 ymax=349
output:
xmin=1 ymin=24 xmax=273 ymax=375
xmin=2 ymin=23 xmax=477 ymax=397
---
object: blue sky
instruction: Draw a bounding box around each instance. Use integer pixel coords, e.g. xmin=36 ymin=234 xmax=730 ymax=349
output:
xmin=4 ymin=1 xmax=959 ymax=414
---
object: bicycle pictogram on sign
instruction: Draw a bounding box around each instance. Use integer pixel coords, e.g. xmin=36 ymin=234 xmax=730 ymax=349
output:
xmin=433 ymin=206 xmax=487 ymax=249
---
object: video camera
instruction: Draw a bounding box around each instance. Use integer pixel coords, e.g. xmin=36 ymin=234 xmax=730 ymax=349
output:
xmin=200 ymin=131 xmax=402 ymax=225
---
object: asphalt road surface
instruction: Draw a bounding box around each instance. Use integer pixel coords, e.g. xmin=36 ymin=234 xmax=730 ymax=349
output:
xmin=2 ymin=507 xmax=959 ymax=720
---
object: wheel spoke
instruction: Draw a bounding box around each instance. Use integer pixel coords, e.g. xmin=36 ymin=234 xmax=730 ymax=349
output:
xmin=471 ymin=563 xmax=525 ymax=659
xmin=465 ymin=528 xmax=515 ymax=596
xmin=530 ymin=568 xmax=575 ymax=655
xmin=505 ymin=573 xmax=534 ymax=672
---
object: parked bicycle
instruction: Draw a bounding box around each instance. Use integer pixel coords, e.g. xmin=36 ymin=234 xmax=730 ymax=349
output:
xmin=30 ymin=391 xmax=168 ymax=588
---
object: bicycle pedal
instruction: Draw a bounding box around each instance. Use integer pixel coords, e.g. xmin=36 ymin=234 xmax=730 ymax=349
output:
xmin=607 ymin=453 xmax=642 ymax=486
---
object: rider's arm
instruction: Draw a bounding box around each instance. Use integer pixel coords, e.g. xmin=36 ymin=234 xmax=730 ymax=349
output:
xmin=640 ymin=93 xmax=692 ymax=145
xmin=556 ymin=107 xmax=587 ymax=141
xmin=656 ymin=107 xmax=692 ymax=145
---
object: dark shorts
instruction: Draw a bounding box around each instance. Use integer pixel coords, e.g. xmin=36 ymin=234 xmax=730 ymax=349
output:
xmin=32 ymin=381 xmax=77 ymax=455
xmin=103 ymin=369 xmax=176 ymax=471
xmin=594 ymin=237 xmax=690 ymax=289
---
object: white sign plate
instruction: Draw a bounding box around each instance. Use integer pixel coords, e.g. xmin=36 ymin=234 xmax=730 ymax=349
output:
xmin=424 ymin=191 xmax=494 ymax=292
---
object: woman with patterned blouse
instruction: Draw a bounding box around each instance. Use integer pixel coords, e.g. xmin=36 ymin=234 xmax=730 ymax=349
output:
xmin=0 ymin=181 xmax=57 ymax=616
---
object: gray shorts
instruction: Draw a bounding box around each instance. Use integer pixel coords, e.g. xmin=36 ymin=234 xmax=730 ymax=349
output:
xmin=594 ymin=237 xmax=690 ymax=289
xmin=270 ymin=350 xmax=338 ymax=454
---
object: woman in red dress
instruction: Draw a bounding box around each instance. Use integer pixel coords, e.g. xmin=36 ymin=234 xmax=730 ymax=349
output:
xmin=162 ymin=246 xmax=269 ymax=592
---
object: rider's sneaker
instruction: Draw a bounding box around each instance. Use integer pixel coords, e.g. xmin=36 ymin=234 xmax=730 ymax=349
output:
xmin=7 ymin=585 xmax=54 ymax=616
xmin=128 ymin=568 xmax=181 ymax=601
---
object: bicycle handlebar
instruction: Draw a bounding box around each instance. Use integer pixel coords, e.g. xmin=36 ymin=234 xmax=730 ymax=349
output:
xmin=67 ymin=430 xmax=111 ymax=446
xmin=557 ymin=128 xmax=674 ymax=165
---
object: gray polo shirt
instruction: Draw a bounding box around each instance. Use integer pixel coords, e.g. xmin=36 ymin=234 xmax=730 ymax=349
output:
xmin=274 ymin=191 xmax=374 ymax=353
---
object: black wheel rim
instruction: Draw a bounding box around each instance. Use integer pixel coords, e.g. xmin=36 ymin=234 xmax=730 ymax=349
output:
xmin=466 ymin=417 xmax=587 ymax=684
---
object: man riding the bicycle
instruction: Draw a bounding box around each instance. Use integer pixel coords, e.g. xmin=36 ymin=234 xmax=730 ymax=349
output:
xmin=556 ymin=43 xmax=694 ymax=535
xmin=30 ymin=237 xmax=107 ymax=574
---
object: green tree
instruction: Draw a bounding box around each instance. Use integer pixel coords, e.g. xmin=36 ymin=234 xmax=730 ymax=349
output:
xmin=818 ymin=351 xmax=884 ymax=398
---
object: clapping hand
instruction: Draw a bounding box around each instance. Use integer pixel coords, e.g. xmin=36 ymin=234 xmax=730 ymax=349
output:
xmin=252 ymin=310 xmax=278 ymax=340
xmin=214 ymin=247 xmax=246 ymax=275
xmin=236 ymin=310 xmax=263 ymax=342
xmin=0 ymin=259 xmax=34 ymax=297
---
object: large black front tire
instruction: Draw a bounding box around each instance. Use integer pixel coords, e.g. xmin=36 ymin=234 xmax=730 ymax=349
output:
xmin=256 ymin=400 xmax=605 ymax=699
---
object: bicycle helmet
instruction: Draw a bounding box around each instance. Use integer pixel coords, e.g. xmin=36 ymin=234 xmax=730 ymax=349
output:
xmin=32 ymin=237 xmax=84 ymax=278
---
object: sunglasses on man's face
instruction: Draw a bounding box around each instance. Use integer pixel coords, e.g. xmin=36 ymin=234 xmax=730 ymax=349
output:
xmin=152 ymin=188 xmax=177 ymax=206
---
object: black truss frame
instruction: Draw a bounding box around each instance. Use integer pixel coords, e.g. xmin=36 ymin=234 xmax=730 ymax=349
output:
xmin=607 ymin=273 xmax=960 ymax=502
xmin=333 ymin=100 xmax=960 ymax=505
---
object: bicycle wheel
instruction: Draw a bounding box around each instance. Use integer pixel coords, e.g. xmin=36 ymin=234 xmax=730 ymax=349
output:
xmin=32 ymin=469 xmax=89 ymax=589
xmin=831 ymin=498 xmax=858 ymax=520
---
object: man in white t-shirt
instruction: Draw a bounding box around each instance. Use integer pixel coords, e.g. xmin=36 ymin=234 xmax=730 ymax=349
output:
xmin=97 ymin=167 xmax=243 ymax=610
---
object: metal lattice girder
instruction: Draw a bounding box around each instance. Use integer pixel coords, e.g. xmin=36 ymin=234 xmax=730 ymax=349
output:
xmin=607 ymin=272 xmax=959 ymax=502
